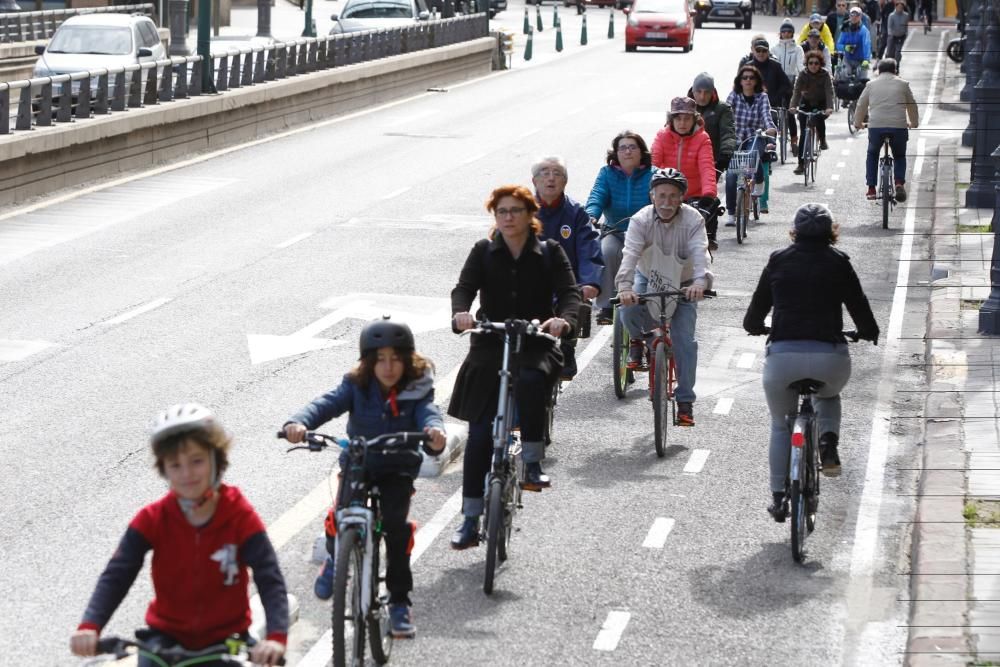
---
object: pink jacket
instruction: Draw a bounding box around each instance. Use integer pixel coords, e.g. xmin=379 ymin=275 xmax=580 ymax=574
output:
xmin=650 ymin=124 xmax=717 ymax=198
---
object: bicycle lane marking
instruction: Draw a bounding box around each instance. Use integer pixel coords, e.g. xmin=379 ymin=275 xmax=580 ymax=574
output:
xmin=642 ymin=518 xmax=676 ymax=548
xmin=682 ymin=449 xmax=710 ymax=474
xmin=713 ymin=397 xmax=734 ymax=415
xmin=593 ymin=611 xmax=632 ymax=651
xmin=293 ymin=325 xmax=614 ymax=667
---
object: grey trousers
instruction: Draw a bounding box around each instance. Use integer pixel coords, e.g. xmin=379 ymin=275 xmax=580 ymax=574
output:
xmin=597 ymin=232 xmax=624 ymax=310
xmin=762 ymin=341 xmax=852 ymax=492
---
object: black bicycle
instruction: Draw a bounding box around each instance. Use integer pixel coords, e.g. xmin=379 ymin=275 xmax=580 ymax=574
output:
xmin=464 ymin=318 xmax=558 ymax=594
xmin=278 ymin=430 xmax=432 ymax=667
xmin=876 ymin=134 xmax=896 ymax=229
xmin=88 ymin=632 xmax=285 ymax=666
xmin=796 ymin=109 xmax=825 ymax=186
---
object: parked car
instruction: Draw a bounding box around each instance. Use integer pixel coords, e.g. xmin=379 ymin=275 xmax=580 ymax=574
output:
xmin=624 ymin=0 xmax=694 ymax=51
xmin=32 ymin=13 xmax=165 ymax=89
xmin=329 ymin=0 xmax=432 ymax=34
xmin=692 ymin=0 xmax=752 ymax=28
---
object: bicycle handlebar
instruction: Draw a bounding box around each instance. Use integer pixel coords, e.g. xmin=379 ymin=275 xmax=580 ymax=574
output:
xmin=93 ymin=636 xmax=285 ymax=665
xmin=276 ymin=430 xmax=434 ymax=455
xmin=463 ymin=318 xmax=560 ymax=343
xmin=609 ymin=289 xmax=717 ymax=305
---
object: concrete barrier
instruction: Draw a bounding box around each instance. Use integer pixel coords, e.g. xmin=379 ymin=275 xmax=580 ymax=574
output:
xmin=0 ymin=36 xmax=495 ymax=208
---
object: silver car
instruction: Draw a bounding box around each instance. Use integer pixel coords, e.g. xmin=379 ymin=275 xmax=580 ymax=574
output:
xmin=329 ymin=0 xmax=431 ymax=35
xmin=32 ymin=13 xmax=166 ymax=91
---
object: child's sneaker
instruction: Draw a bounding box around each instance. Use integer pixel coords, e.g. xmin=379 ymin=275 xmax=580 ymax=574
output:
xmin=313 ymin=555 xmax=335 ymax=600
xmin=389 ymin=603 xmax=416 ymax=638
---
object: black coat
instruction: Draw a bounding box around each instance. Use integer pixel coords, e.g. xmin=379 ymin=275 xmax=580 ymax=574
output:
xmin=448 ymin=233 xmax=581 ymax=422
xmin=738 ymin=54 xmax=793 ymax=108
xmin=742 ymin=240 xmax=879 ymax=344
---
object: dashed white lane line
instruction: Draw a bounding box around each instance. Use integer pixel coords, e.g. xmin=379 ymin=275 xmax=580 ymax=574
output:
xmin=381 ymin=186 xmax=412 ymax=200
xmin=846 ymin=137 xmax=855 ymax=143
xmin=831 ymin=174 xmax=841 ymax=181
xmin=275 ymin=232 xmax=314 ymax=249
xmin=683 ymin=449 xmax=710 ymax=474
xmin=593 ymin=611 xmax=631 ymax=651
xmin=836 ymin=161 xmax=846 ymax=168
xmin=519 ymin=127 xmax=542 ymax=140
xmin=841 ymin=149 xmax=850 ymax=156
xmin=641 ymin=518 xmax=675 ymax=548
xmin=736 ymin=352 xmax=755 ymax=369
xmin=461 ymin=151 xmax=488 ymax=166
xmin=825 ymin=188 xmax=835 ymax=196
xmin=103 ymin=298 xmax=172 ymax=325
xmin=713 ymin=397 xmax=734 ymax=415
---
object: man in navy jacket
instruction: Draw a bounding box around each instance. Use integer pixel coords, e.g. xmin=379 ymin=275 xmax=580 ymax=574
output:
xmin=533 ymin=156 xmax=604 ymax=379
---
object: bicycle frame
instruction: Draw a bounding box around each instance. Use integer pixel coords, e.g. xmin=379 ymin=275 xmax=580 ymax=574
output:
xmin=490 ymin=323 xmax=522 ymax=475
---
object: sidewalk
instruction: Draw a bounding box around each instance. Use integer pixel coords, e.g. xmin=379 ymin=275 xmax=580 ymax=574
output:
xmin=910 ymin=74 xmax=1000 ymax=665
xmin=224 ymin=0 xmax=344 ymax=41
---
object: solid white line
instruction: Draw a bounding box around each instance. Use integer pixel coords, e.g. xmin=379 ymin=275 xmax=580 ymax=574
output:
xmin=411 ymin=489 xmax=463 ymax=563
xmin=571 ymin=325 xmax=613 ymax=378
xmin=849 ymin=31 xmax=944 ymax=579
xmin=593 ymin=610 xmax=631 ymax=651
xmin=713 ymin=397 xmax=734 ymax=415
xmin=683 ymin=449 xmax=710 ymax=474
xmin=381 ymin=186 xmax=412 ymax=200
xmin=461 ymin=151 xmax=488 ymax=166
xmin=825 ymin=188 xmax=835 ymax=196
xmin=103 ymin=298 xmax=172 ymax=325
xmin=735 ymin=352 xmax=755 ymax=369
xmin=641 ymin=517 xmax=675 ymax=548
xmin=275 ymin=232 xmax=314 ymax=249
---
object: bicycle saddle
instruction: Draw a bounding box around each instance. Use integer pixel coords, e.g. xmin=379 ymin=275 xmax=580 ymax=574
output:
xmin=788 ymin=379 xmax=825 ymax=394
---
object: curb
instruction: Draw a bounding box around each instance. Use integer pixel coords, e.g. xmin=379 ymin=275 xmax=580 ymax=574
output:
xmin=906 ymin=140 xmax=973 ymax=666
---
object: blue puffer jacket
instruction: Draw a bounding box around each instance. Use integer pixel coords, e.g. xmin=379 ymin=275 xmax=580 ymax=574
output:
xmin=537 ymin=193 xmax=605 ymax=289
xmin=584 ymin=164 xmax=652 ymax=232
xmin=288 ymin=370 xmax=444 ymax=440
xmin=836 ymin=22 xmax=872 ymax=63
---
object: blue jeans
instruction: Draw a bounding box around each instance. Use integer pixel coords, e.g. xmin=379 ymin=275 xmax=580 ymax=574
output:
xmin=866 ymin=127 xmax=909 ymax=187
xmin=725 ymin=137 xmax=768 ymax=214
xmin=620 ymin=277 xmax=699 ymax=404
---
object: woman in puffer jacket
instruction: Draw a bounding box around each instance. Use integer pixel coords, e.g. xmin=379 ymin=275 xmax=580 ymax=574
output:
xmin=651 ymin=96 xmax=720 ymax=249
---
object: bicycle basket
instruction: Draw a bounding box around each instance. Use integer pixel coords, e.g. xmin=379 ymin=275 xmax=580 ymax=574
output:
xmin=728 ymin=150 xmax=759 ymax=177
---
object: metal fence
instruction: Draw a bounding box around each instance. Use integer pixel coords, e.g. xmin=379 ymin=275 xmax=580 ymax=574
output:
xmin=0 ymin=3 xmax=155 ymax=43
xmin=0 ymin=15 xmax=488 ymax=135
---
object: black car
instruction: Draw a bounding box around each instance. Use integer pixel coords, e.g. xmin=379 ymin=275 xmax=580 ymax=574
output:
xmin=692 ymin=0 xmax=752 ymax=28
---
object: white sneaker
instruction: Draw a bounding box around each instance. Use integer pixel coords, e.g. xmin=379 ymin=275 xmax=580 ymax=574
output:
xmin=724 ymin=215 xmax=736 ymax=227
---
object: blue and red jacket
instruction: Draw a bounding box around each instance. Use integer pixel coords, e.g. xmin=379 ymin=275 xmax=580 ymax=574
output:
xmin=78 ymin=484 xmax=289 ymax=649
xmin=536 ymin=193 xmax=604 ymax=291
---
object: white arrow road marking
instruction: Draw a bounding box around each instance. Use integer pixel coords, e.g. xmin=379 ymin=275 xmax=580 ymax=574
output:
xmin=0 ymin=339 xmax=53 ymax=362
xmin=713 ymin=397 xmax=734 ymax=415
xmin=593 ymin=611 xmax=631 ymax=651
xmin=642 ymin=518 xmax=675 ymax=549
xmin=683 ymin=449 xmax=710 ymax=474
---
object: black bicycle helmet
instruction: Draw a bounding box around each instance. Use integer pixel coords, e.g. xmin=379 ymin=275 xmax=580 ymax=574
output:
xmin=649 ymin=167 xmax=688 ymax=196
xmin=793 ymin=203 xmax=835 ymax=239
xmin=359 ymin=316 xmax=415 ymax=356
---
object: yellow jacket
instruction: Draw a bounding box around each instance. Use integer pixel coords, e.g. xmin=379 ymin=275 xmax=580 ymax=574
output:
xmin=797 ymin=23 xmax=834 ymax=53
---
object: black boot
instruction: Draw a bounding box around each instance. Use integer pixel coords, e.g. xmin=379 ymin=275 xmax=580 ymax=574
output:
xmin=819 ymin=432 xmax=841 ymax=477
xmin=450 ymin=517 xmax=480 ymax=550
xmin=767 ymin=492 xmax=788 ymax=523
xmin=521 ymin=461 xmax=551 ymax=491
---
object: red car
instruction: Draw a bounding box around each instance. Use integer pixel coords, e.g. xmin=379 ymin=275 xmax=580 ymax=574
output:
xmin=624 ymin=0 xmax=695 ymax=52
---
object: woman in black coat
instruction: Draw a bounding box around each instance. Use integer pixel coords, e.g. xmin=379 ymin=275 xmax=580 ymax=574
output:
xmin=449 ymin=184 xmax=581 ymax=549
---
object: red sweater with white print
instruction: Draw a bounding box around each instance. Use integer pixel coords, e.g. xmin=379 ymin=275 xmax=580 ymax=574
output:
xmin=78 ymin=484 xmax=289 ymax=649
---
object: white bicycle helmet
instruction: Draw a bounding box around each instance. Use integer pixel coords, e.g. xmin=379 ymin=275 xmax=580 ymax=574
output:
xmin=150 ymin=403 xmax=217 ymax=446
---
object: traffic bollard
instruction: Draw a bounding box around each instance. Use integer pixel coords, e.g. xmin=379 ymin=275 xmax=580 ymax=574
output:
xmin=556 ymin=24 xmax=563 ymax=51
xmin=553 ymin=4 xmax=559 ymax=27
xmin=525 ymin=25 xmax=534 ymax=60
xmin=537 ymin=5 xmax=544 ymax=31
xmin=608 ymin=8 xmax=614 ymax=38
xmin=523 ymin=6 xmax=530 ymax=34
xmin=581 ymin=13 xmax=588 ymax=44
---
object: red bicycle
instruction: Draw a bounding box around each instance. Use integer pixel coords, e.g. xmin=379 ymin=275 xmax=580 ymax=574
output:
xmin=612 ymin=288 xmax=715 ymax=457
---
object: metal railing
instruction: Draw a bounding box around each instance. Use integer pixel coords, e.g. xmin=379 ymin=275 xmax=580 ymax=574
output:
xmin=0 ymin=15 xmax=488 ymax=135
xmin=0 ymin=3 xmax=155 ymax=43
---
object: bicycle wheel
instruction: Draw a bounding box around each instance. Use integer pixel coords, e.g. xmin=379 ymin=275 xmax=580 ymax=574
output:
xmin=483 ymin=476 xmax=504 ymax=595
xmin=752 ymin=190 xmax=760 ymax=221
xmin=810 ymin=137 xmax=817 ymax=184
xmin=881 ymin=160 xmax=892 ymax=229
xmin=847 ymin=101 xmax=856 ymax=135
xmin=652 ymin=343 xmax=670 ymax=458
xmin=498 ymin=473 xmax=516 ymax=563
xmin=368 ymin=531 xmax=393 ymax=665
xmin=788 ymin=0 xmax=802 ymax=16
xmin=741 ymin=190 xmax=751 ymax=238
xmin=790 ymin=479 xmax=807 ymax=562
xmin=544 ymin=380 xmax=558 ymax=447
xmin=805 ymin=438 xmax=819 ymax=534
xmin=779 ymin=113 xmax=787 ymax=164
xmin=612 ymin=306 xmax=631 ymax=399
xmin=802 ymin=130 xmax=811 ymax=186
xmin=735 ymin=189 xmax=746 ymax=244
xmin=333 ymin=527 xmax=366 ymax=667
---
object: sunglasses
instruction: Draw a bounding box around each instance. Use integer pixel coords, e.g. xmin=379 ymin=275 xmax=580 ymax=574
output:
xmin=741 ymin=74 xmax=758 ymax=81
xmin=808 ymin=60 xmax=822 ymax=65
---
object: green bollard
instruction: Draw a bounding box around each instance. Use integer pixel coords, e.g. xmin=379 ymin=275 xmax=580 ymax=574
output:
xmin=523 ymin=6 xmax=530 ymax=34
xmin=525 ymin=25 xmax=533 ymax=60
xmin=556 ymin=23 xmax=563 ymax=51
xmin=536 ymin=4 xmax=543 ymax=31
xmin=581 ymin=13 xmax=588 ymax=44
xmin=607 ymin=8 xmax=614 ymax=38
xmin=553 ymin=4 xmax=558 ymax=27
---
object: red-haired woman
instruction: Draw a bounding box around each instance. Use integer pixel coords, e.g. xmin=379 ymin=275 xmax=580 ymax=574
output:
xmin=449 ymin=185 xmax=581 ymax=549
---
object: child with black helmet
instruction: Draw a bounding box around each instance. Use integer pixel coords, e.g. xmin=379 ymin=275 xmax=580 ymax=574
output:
xmin=282 ymin=317 xmax=446 ymax=639
xmin=70 ymin=404 xmax=289 ymax=666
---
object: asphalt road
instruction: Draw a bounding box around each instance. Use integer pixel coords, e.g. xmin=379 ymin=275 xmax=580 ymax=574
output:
xmin=0 ymin=12 xmax=954 ymax=666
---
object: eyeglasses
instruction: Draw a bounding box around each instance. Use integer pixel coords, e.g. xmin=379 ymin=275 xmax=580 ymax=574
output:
xmin=536 ymin=168 xmax=565 ymax=178
xmin=617 ymin=144 xmax=640 ymax=153
xmin=741 ymin=74 xmax=757 ymax=81
xmin=495 ymin=206 xmax=527 ymax=217
xmin=808 ymin=60 xmax=822 ymax=65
